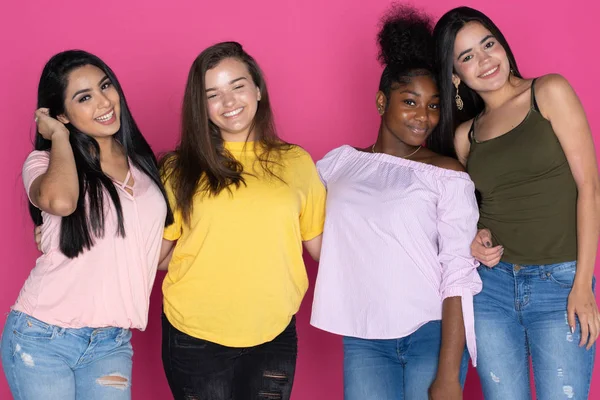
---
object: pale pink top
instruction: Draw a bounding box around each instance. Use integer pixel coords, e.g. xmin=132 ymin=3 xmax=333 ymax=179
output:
xmin=311 ymin=145 xmax=483 ymax=365
xmin=13 ymin=150 xmax=167 ymax=330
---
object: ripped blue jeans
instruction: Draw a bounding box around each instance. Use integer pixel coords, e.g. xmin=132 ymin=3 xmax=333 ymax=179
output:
xmin=474 ymin=261 xmax=596 ymax=400
xmin=1 ymin=310 xmax=133 ymax=400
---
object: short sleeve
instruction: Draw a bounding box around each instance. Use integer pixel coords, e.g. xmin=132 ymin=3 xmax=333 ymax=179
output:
xmin=161 ymin=173 xmax=183 ymax=242
xmin=316 ymin=146 xmax=348 ymax=187
xmin=436 ymin=175 xmax=483 ymax=366
xmin=297 ymin=151 xmax=327 ymax=241
xmin=23 ymin=150 xmax=50 ymax=207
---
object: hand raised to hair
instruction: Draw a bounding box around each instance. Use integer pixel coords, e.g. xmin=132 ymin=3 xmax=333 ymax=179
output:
xmin=35 ymin=108 xmax=68 ymax=141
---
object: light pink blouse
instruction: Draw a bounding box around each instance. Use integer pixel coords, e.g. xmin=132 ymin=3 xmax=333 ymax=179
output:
xmin=311 ymin=145 xmax=483 ymax=365
xmin=13 ymin=150 xmax=167 ymax=330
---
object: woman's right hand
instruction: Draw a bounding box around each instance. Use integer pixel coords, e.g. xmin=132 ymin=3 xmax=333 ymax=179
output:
xmin=35 ymin=108 xmax=68 ymax=141
xmin=34 ymin=225 xmax=42 ymax=252
xmin=471 ymin=228 xmax=503 ymax=267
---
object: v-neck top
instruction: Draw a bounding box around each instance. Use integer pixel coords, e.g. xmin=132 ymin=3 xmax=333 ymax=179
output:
xmin=14 ymin=150 xmax=167 ymax=330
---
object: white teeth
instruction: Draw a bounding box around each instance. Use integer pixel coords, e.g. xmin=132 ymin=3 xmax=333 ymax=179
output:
xmin=223 ymin=108 xmax=243 ymax=117
xmin=481 ymin=66 xmax=499 ymax=77
xmin=96 ymin=110 xmax=114 ymax=122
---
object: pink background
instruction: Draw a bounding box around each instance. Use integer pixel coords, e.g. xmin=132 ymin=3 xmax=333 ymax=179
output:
xmin=1 ymin=0 xmax=598 ymax=398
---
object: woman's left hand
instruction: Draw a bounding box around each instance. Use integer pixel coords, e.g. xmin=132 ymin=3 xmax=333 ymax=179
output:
xmin=568 ymin=283 xmax=600 ymax=350
xmin=429 ymin=378 xmax=462 ymax=400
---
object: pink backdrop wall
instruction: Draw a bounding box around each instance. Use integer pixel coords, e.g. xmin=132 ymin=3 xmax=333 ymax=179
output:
xmin=1 ymin=0 xmax=598 ymax=398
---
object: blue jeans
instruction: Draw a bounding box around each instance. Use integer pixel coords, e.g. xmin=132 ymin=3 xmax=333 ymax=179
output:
xmin=343 ymin=320 xmax=469 ymax=400
xmin=474 ymin=261 xmax=596 ymax=399
xmin=1 ymin=310 xmax=133 ymax=400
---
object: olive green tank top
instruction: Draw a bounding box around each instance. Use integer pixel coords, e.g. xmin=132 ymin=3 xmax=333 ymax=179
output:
xmin=467 ymin=79 xmax=577 ymax=265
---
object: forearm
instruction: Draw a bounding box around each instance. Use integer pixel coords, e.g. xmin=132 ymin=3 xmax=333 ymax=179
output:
xmin=574 ymin=186 xmax=600 ymax=287
xmin=158 ymin=239 xmax=175 ymax=270
xmin=436 ymin=296 xmax=466 ymax=381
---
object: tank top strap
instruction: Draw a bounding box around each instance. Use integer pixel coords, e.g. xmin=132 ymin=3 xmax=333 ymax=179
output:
xmin=468 ymin=114 xmax=479 ymax=144
xmin=530 ymin=78 xmax=540 ymax=112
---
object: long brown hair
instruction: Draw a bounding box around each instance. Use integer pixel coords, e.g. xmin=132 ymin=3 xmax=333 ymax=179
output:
xmin=161 ymin=41 xmax=290 ymax=224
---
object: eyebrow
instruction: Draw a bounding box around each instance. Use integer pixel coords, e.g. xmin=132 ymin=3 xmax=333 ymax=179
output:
xmin=456 ymin=34 xmax=495 ymax=61
xmin=206 ymin=77 xmax=248 ymax=92
xmin=400 ymin=90 xmax=421 ymax=96
xmin=71 ymin=75 xmax=110 ymax=100
xmin=399 ymin=90 xmax=440 ymax=98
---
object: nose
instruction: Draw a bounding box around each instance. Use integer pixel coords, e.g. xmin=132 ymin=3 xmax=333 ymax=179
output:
xmin=479 ymin=50 xmax=491 ymax=64
xmin=414 ymin=106 xmax=427 ymax=122
xmin=97 ymin=92 xmax=112 ymax=109
xmin=222 ymin=91 xmax=235 ymax=108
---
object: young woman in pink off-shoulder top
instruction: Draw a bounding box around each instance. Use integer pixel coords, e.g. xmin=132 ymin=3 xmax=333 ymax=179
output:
xmin=310 ymin=6 xmax=482 ymax=400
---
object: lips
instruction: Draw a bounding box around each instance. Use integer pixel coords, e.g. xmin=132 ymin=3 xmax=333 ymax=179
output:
xmin=95 ymin=108 xmax=116 ymax=125
xmin=223 ymin=107 xmax=243 ymax=118
xmin=479 ymin=65 xmax=499 ymax=78
xmin=408 ymin=126 xmax=428 ymax=135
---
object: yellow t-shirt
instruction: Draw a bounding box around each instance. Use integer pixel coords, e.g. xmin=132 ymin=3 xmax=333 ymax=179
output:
xmin=162 ymin=141 xmax=326 ymax=347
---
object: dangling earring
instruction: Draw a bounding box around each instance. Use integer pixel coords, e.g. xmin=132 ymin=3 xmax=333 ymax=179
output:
xmin=454 ymin=81 xmax=464 ymax=111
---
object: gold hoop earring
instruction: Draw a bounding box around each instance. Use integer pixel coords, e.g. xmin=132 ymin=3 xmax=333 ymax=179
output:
xmin=454 ymin=81 xmax=464 ymax=111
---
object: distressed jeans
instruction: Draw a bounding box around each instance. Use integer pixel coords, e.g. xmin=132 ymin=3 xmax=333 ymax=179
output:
xmin=0 ymin=310 xmax=133 ymax=400
xmin=474 ymin=261 xmax=596 ymax=399
xmin=161 ymin=313 xmax=297 ymax=400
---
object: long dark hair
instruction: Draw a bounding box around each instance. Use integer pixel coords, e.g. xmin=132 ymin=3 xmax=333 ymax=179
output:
xmin=377 ymin=4 xmax=452 ymax=156
xmin=161 ymin=41 xmax=290 ymax=224
xmin=433 ymin=7 xmax=522 ymax=157
xmin=32 ymin=50 xmax=173 ymax=258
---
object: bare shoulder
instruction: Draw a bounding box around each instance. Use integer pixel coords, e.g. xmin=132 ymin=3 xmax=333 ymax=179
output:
xmin=455 ymin=119 xmax=474 ymax=141
xmin=534 ymin=73 xmax=574 ymax=98
xmin=533 ymin=74 xmax=579 ymax=119
xmin=453 ymin=119 xmax=474 ymax=166
xmin=430 ymin=154 xmax=466 ymax=172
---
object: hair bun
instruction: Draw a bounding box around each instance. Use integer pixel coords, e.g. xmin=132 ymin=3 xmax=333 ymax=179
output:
xmin=377 ymin=4 xmax=435 ymax=69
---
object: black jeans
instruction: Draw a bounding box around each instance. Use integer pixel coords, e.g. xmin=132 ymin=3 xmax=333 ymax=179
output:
xmin=162 ymin=313 xmax=298 ymax=400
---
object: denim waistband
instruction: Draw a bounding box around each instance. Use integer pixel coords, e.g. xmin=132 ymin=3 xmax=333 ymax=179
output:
xmin=486 ymin=260 xmax=576 ymax=277
xmin=9 ymin=310 xmax=129 ymax=340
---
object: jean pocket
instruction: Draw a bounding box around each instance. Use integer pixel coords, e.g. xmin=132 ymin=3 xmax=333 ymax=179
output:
xmin=12 ymin=314 xmax=54 ymax=341
xmin=115 ymin=329 xmax=132 ymax=345
xmin=547 ymin=262 xmax=577 ymax=288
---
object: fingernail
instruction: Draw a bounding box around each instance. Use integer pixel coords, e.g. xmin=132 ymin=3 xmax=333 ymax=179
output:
xmin=485 ymin=241 xmax=491 ymax=248
xmin=571 ymin=326 xmax=575 ymax=334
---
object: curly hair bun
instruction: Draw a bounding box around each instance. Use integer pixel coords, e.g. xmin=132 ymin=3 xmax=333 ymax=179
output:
xmin=377 ymin=4 xmax=435 ymax=70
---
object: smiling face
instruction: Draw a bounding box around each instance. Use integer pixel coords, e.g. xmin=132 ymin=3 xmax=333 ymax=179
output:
xmin=204 ymin=57 xmax=261 ymax=142
xmin=378 ymin=74 xmax=440 ymax=147
xmin=58 ymin=64 xmax=121 ymax=138
xmin=452 ymin=21 xmax=511 ymax=93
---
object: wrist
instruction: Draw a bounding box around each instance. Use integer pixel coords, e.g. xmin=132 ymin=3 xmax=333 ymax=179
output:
xmin=435 ymin=368 xmax=460 ymax=382
xmin=51 ymin=128 xmax=69 ymax=140
xmin=573 ymin=276 xmax=594 ymax=290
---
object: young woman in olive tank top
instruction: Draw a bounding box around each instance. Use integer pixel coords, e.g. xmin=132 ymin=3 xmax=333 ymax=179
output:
xmin=434 ymin=7 xmax=599 ymax=400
